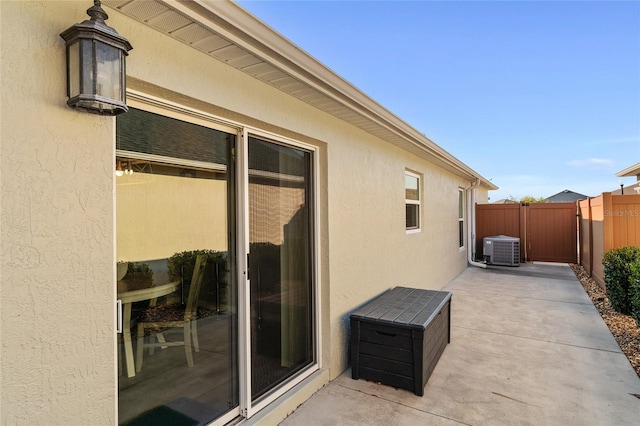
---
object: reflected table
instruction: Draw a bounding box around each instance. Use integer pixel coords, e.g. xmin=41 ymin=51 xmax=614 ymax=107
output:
xmin=118 ymin=281 xmax=180 ymax=378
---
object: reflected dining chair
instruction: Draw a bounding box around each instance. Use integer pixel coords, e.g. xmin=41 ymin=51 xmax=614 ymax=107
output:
xmin=135 ymin=254 xmax=207 ymax=371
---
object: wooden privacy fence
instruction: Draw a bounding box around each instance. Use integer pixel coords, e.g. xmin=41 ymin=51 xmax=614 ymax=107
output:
xmin=476 ymin=202 xmax=578 ymax=264
xmin=579 ymin=193 xmax=640 ymax=288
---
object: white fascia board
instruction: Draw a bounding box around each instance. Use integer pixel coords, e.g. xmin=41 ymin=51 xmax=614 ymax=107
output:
xmin=616 ymin=162 xmax=640 ymax=178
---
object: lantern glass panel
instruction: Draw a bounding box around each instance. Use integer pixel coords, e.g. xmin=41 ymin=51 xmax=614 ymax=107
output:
xmin=68 ymin=41 xmax=80 ymax=98
xmin=81 ymin=39 xmax=94 ymax=95
xmin=96 ymin=41 xmax=121 ymax=101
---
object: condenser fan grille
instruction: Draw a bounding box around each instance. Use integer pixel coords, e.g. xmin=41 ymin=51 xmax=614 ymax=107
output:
xmin=483 ymin=236 xmax=520 ymax=266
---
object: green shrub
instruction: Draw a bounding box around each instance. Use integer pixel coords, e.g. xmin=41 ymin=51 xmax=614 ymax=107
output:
xmin=602 ymin=246 xmax=640 ymax=315
xmin=123 ymin=262 xmax=153 ymax=286
xmin=630 ymin=259 xmax=640 ymax=327
xmin=167 ymin=250 xmax=228 ymax=308
xmin=167 ymin=249 xmax=227 ymax=285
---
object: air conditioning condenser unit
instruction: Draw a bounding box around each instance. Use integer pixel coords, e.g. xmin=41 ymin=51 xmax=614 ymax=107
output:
xmin=483 ymin=235 xmax=520 ymax=266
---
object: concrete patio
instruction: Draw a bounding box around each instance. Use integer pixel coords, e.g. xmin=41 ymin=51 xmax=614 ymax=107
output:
xmin=279 ymin=263 xmax=640 ymax=425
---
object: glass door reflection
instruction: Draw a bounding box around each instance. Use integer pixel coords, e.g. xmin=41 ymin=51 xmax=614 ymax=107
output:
xmin=116 ymin=108 xmax=238 ymax=425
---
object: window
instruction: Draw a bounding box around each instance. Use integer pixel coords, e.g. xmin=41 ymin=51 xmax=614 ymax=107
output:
xmin=458 ymin=189 xmax=465 ymax=247
xmin=405 ymin=171 xmax=420 ymax=231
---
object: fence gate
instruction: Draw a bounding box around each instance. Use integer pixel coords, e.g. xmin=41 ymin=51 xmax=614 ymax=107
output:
xmin=476 ymin=203 xmax=577 ymax=264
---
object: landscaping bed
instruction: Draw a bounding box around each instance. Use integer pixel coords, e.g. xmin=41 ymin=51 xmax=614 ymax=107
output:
xmin=570 ymin=264 xmax=640 ymax=378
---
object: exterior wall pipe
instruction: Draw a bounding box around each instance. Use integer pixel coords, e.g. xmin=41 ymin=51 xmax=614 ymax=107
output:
xmin=466 ymin=179 xmax=487 ymax=269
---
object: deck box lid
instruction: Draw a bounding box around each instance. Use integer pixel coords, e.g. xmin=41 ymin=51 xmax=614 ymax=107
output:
xmin=350 ymin=286 xmax=451 ymax=330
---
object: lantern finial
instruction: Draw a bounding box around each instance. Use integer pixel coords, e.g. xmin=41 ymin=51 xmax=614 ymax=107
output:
xmin=86 ymin=1 xmax=108 ymax=23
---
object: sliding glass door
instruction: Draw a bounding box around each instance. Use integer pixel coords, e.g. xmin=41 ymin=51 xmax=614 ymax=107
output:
xmin=116 ymin=107 xmax=238 ymax=424
xmin=116 ymin=105 xmax=316 ymax=424
xmin=247 ymin=136 xmax=315 ymax=402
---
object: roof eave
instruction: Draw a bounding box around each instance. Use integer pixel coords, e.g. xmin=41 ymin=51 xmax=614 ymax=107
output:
xmin=616 ymin=162 xmax=640 ymax=178
xmin=106 ymin=0 xmax=496 ymax=189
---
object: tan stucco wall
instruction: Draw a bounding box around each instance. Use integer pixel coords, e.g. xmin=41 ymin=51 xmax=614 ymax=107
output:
xmin=1 ymin=1 xmax=490 ymax=423
xmin=1 ymin=2 xmax=116 ymax=424
xmin=476 ymin=190 xmax=490 ymax=204
xmin=324 ymin=131 xmax=475 ymax=374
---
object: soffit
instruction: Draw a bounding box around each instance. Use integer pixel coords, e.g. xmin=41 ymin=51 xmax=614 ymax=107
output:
xmin=102 ymin=0 xmax=497 ymax=190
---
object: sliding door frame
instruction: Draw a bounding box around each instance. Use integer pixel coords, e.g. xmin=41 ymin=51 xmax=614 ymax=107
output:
xmin=117 ymin=92 xmax=321 ymax=424
xmin=239 ymin=127 xmax=321 ymax=419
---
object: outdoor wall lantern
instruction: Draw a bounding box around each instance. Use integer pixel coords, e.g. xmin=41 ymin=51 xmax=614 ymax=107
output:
xmin=60 ymin=0 xmax=132 ymax=115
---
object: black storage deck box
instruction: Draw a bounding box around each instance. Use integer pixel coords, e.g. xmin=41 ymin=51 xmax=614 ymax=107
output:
xmin=350 ymin=286 xmax=451 ymax=396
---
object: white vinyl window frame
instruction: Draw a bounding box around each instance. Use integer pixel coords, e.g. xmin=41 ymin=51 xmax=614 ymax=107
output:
xmin=405 ymin=170 xmax=421 ymax=234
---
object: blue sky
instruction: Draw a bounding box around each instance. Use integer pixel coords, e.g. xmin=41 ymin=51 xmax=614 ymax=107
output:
xmin=237 ymin=0 xmax=640 ymax=201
